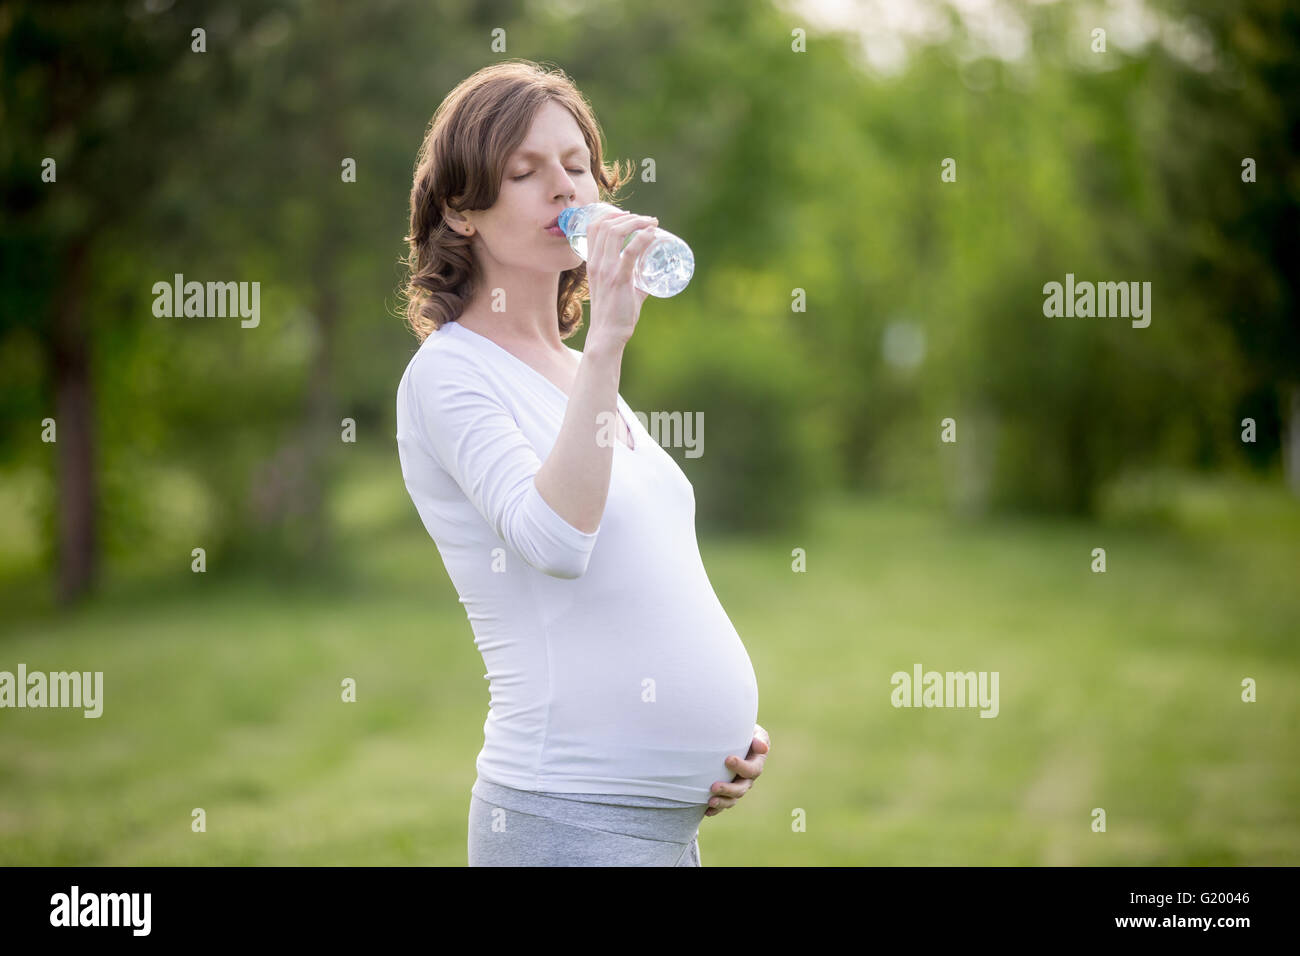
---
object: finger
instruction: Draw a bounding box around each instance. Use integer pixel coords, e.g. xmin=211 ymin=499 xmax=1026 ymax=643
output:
xmin=589 ymin=211 xmax=639 ymax=247
xmin=614 ymin=219 xmax=659 ymax=278
xmin=587 ymin=211 xmax=635 ymax=254
xmin=587 ymin=213 xmax=628 ymax=277
xmin=711 ymin=778 xmax=749 ymax=796
xmin=589 ymin=215 xmax=644 ymax=283
xmin=588 ymin=209 xmax=633 ymax=232
xmin=608 ymin=215 xmax=656 ymax=254
xmin=710 ymin=779 xmax=751 ymax=799
xmin=741 ymin=733 xmax=770 ymax=762
xmin=630 ymin=217 xmax=660 ymax=246
xmin=597 ymin=212 xmax=653 ymax=240
xmin=726 ymin=751 xmax=765 ymax=780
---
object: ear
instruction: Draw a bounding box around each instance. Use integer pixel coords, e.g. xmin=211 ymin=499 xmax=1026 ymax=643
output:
xmin=442 ymin=199 xmax=473 ymax=235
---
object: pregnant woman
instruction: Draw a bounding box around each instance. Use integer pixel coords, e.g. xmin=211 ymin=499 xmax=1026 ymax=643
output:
xmin=395 ymin=60 xmax=769 ymax=866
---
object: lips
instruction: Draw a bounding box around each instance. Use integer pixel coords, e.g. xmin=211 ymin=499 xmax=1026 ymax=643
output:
xmin=545 ymin=208 xmax=576 ymax=230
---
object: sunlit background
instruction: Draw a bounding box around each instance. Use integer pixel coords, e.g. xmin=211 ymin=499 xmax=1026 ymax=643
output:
xmin=1 ymin=0 xmax=1296 ymax=864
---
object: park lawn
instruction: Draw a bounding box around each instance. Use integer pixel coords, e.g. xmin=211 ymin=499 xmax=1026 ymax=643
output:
xmin=1 ymin=455 xmax=1297 ymax=865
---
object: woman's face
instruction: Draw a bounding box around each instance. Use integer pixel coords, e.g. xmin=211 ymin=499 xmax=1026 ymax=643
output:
xmin=463 ymin=99 xmax=601 ymax=275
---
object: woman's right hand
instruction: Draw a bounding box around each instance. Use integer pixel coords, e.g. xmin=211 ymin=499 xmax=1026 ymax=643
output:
xmin=584 ymin=211 xmax=660 ymax=349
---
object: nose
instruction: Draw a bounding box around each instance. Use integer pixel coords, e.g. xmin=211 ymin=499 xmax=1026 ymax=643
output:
xmin=548 ymin=162 xmax=578 ymax=200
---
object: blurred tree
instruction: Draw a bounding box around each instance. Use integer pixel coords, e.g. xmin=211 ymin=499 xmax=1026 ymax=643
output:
xmin=0 ymin=0 xmax=251 ymax=602
xmin=1143 ymin=0 xmax=1300 ymax=486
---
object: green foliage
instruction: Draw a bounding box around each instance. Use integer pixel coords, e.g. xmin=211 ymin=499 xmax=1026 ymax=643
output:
xmin=1 ymin=0 xmax=1297 ymax=589
xmin=626 ymin=312 xmax=836 ymax=535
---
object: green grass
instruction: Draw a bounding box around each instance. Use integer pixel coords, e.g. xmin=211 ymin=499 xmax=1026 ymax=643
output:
xmin=1 ymin=456 xmax=1297 ymax=865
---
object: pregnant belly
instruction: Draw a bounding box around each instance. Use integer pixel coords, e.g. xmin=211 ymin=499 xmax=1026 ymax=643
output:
xmin=542 ymin=595 xmax=760 ymax=802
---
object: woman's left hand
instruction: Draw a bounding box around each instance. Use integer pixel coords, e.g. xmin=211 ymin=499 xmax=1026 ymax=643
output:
xmin=704 ymin=723 xmax=770 ymax=817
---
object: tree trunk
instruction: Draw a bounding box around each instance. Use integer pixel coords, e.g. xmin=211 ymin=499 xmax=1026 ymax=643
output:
xmin=1285 ymin=383 xmax=1300 ymax=497
xmin=299 ymin=263 xmax=338 ymax=559
xmin=49 ymin=239 xmax=97 ymax=604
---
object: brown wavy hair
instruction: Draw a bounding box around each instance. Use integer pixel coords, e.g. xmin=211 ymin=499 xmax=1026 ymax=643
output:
xmin=400 ymin=60 xmax=634 ymax=343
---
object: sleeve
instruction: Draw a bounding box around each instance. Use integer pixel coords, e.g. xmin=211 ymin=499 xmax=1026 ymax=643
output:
xmin=406 ymin=348 xmax=600 ymax=580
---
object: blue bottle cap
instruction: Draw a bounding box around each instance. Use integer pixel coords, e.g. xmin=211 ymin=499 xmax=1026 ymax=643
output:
xmin=557 ymin=207 xmax=579 ymax=236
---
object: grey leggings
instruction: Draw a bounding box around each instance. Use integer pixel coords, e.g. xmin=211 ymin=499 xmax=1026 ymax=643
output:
xmin=468 ymin=777 xmax=708 ymax=867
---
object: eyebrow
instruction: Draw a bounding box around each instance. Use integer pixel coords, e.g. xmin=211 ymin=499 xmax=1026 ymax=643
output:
xmin=511 ymin=145 xmax=589 ymax=162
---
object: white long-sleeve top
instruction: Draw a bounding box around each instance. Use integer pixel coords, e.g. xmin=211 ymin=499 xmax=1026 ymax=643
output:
xmin=395 ymin=319 xmax=759 ymax=803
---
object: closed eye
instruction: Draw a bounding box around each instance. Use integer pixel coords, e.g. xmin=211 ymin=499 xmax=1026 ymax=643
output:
xmin=511 ymin=169 xmax=587 ymax=181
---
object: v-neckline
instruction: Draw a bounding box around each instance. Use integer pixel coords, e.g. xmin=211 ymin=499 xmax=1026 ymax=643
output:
xmin=446 ymin=320 xmax=638 ymax=453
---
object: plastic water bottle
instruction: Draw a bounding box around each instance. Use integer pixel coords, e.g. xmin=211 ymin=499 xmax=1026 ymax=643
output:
xmin=558 ymin=202 xmax=695 ymax=297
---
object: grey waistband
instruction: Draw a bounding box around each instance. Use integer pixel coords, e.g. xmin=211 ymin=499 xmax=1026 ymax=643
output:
xmin=472 ymin=777 xmax=708 ymax=843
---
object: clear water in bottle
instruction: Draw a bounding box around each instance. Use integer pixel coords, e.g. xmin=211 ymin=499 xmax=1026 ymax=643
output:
xmin=558 ymin=202 xmax=695 ymax=298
